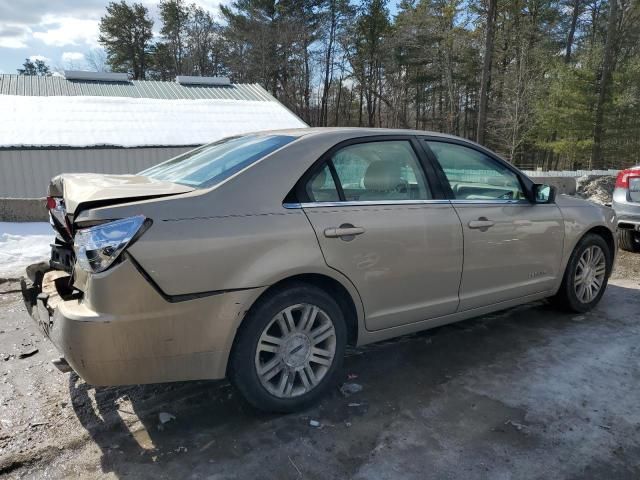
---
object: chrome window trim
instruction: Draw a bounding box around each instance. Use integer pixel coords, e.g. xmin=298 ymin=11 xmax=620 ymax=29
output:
xmin=283 ymin=199 xmax=537 ymax=209
xmin=284 ymin=200 xmax=452 ymax=209
xmin=449 ymin=199 xmax=531 ymax=205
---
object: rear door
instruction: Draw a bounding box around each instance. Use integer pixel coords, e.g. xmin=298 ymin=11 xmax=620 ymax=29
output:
xmin=299 ymin=137 xmax=463 ymax=331
xmin=423 ymin=139 xmax=564 ymax=311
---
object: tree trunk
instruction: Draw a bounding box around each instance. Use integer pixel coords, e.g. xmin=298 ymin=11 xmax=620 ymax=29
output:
xmin=303 ymin=40 xmax=311 ymax=123
xmin=591 ymin=0 xmax=619 ymax=169
xmin=358 ymin=83 xmax=364 ymax=127
xmin=476 ymin=0 xmax=498 ymax=145
xmin=464 ymin=86 xmax=469 ymax=138
xmin=320 ymin=0 xmax=337 ymax=126
xmin=334 ymin=75 xmax=343 ymax=126
xmin=565 ymin=0 xmax=582 ymax=63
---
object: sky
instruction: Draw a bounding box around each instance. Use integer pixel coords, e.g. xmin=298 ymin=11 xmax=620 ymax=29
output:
xmin=0 ymin=0 xmax=401 ymax=75
xmin=0 ymin=0 xmax=231 ymax=74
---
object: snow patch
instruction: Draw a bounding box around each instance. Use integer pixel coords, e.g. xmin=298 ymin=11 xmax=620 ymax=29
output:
xmin=576 ymin=175 xmax=616 ymax=205
xmin=0 ymin=95 xmax=307 ymax=149
xmin=0 ymin=223 xmax=53 ymax=279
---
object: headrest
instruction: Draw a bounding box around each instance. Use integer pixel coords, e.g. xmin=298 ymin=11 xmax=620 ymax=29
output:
xmin=486 ymin=176 xmax=511 ymax=187
xmin=364 ymin=160 xmax=402 ymax=191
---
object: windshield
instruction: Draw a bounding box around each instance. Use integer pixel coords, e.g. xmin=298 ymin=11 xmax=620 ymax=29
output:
xmin=140 ymin=134 xmax=295 ymax=188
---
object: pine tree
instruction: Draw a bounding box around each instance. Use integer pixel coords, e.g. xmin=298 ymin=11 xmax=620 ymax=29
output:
xmin=159 ymin=0 xmax=190 ymax=76
xmin=17 ymin=58 xmax=51 ymax=76
xmin=98 ymin=1 xmax=154 ymax=80
xmin=84 ymin=0 xmax=640 ymax=169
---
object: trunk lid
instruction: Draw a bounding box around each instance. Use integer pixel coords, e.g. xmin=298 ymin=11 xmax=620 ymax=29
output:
xmin=49 ymin=173 xmax=194 ymax=215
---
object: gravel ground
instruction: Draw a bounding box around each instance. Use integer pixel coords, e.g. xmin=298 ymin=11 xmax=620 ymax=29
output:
xmin=612 ymin=249 xmax=640 ymax=280
xmin=0 ymin=250 xmax=639 ymax=479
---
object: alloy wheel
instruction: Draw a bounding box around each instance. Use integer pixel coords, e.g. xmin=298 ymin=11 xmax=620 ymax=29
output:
xmin=255 ymin=303 xmax=337 ymax=398
xmin=574 ymin=245 xmax=606 ymax=303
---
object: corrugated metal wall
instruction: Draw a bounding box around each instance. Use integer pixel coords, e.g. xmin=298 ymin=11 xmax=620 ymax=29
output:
xmin=0 ymin=146 xmax=194 ymax=198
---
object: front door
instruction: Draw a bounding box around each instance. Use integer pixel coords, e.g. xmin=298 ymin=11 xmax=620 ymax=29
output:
xmin=300 ymin=138 xmax=463 ymax=331
xmin=424 ymin=140 xmax=565 ymax=311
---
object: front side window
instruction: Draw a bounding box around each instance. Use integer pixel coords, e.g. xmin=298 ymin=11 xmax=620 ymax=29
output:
xmin=311 ymin=140 xmax=431 ymax=202
xmin=141 ymin=134 xmax=295 ymax=188
xmin=426 ymin=141 xmax=525 ymax=201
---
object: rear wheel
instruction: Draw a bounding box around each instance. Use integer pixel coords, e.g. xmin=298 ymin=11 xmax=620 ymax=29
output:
xmin=554 ymin=234 xmax=612 ymax=312
xmin=229 ymin=283 xmax=346 ymax=413
xmin=618 ymin=229 xmax=640 ymax=253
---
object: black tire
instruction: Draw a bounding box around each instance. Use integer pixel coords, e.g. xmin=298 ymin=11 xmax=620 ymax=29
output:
xmin=618 ymin=229 xmax=640 ymax=253
xmin=228 ymin=282 xmax=347 ymax=413
xmin=553 ymin=233 xmax=612 ymax=313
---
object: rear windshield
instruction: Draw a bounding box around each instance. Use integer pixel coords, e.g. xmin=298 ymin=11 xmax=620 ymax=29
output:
xmin=140 ymin=134 xmax=295 ymax=188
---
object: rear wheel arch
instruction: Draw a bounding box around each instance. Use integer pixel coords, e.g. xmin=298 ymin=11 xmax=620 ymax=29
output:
xmin=228 ymin=273 xmax=361 ymax=378
xmin=266 ymin=274 xmax=359 ymax=345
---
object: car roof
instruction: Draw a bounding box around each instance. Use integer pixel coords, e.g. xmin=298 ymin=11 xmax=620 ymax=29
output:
xmin=250 ymin=126 xmax=467 ymax=141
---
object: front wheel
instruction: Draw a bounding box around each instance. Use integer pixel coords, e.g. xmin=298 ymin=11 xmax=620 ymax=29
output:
xmin=554 ymin=234 xmax=612 ymax=313
xmin=229 ymin=283 xmax=346 ymax=413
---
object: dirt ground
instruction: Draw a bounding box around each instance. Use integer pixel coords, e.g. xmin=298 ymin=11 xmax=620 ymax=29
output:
xmin=0 ymin=250 xmax=639 ymax=479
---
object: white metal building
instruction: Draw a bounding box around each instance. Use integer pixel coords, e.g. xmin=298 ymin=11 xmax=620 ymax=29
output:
xmin=0 ymin=72 xmax=307 ymax=198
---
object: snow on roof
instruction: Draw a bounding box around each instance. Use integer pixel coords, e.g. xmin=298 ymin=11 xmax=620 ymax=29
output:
xmin=0 ymin=95 xmax=307 ymax=149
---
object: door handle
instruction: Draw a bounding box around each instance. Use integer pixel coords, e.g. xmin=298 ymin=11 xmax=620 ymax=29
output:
xmin=468 ymin=217 xmax=495 ymax=230
xmin=324 ymin=224 xmax=365 ymax=240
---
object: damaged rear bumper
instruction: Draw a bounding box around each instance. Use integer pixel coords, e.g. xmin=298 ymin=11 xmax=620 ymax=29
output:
xmin=21 ymin=258 xmax=265 ymax=386
xmin=21 ymin=263 xmax=69 ymax=340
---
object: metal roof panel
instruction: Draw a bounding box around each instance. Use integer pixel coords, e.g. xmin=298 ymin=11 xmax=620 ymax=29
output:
xmin=0 ymin=74 xmax=273 ymax=102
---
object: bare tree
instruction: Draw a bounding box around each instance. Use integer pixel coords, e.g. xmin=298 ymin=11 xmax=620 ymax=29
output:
xmin=86 ymin=49 xmax=110 ymax=72
xmin=476 ymin=0 xmax=498 ymax=145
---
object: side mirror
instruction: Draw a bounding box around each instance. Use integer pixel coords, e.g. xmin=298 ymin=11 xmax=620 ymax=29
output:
xmin=533 ymin=184 xmax=555 ymax=204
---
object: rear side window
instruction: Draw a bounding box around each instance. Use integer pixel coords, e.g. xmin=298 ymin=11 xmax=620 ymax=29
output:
xmin=141 ymin=134 xmax=295 ymax=188
xmin=426 ymin=141 xmax=525 ymax=201
xmin=303 ymin=140 xmax=431 ymax=203
xmin=306 ymin=163 xmax=340 ymax=202
xmin=332 ymin=141 xmax=430 ymax=201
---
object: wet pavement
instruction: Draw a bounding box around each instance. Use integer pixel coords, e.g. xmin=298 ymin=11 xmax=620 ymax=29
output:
xmin=0 ymin=252 xmax=639 ymax=479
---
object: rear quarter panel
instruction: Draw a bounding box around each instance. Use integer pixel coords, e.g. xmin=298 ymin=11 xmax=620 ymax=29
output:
xmin=127 ymin=209 xmax=325 ymax=295
xmin=76 ymin=132 xmax=367 ymax=328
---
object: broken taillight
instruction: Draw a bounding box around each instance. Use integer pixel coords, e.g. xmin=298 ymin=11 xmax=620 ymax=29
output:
xmin=74 ymin=216 xmax=149 ymax=273
xmin=46 ymin=196 xmax=57 ymax=210
xmin=46 ymin=196 xmax=72 ymax=241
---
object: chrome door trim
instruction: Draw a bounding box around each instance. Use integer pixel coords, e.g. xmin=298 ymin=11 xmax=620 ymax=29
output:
xmin=450 ymin=199 xmax=531 ymax=205
xmin=284 ymin=200 xmax=453 ymax=209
